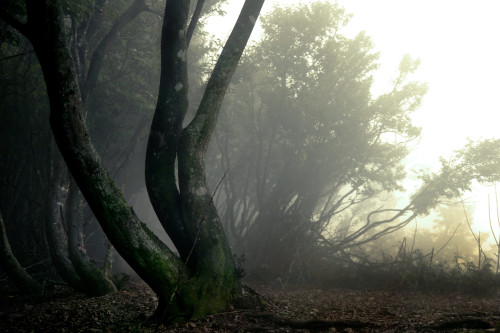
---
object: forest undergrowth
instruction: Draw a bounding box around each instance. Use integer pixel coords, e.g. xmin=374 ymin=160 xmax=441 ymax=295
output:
xmin=3 ymin=254 xmax=500 ymax=332
xmin=305 ymin=251 xmax=500 ymax=298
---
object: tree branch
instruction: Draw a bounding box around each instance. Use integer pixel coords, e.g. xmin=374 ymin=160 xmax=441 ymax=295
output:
xmin=186 ymin=0 xmax=205 ymax=47
xmin=183 ymin=0 xmax=265 ymax=151
xmin=0 ymin=50 xmax=34 ymax=62
xmin=82 ymin=0 xmax=147 ymax=103
xmin=146 ymin=0 xmax=192 ymax=260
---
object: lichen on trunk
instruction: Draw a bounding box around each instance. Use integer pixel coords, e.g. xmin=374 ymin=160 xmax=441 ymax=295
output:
xmin=4 ymin=0 xmax=265 ymax=324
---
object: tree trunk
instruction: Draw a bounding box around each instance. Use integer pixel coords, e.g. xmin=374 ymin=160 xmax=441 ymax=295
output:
xmin=45 ymin=146 xmax=86 ymax=292
xmin=24 ymin=2 xmax=187 ymax=320
xmin=0 ymin=211 xmax=42 ymax=294
xmin=46 ymin=135 xmax=116 ymax=296
xmin=3 ymin=0 xmax=264 ymax=323
xmin=147 ymin=0 xmax=265 ymax=318
xmin=66 ymin=177 xmax=117 ymax=296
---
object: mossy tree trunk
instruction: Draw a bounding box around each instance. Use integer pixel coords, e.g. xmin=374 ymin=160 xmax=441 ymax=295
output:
xmin=146 ymin=0 xmax=265 ymax=319
xmin=63 ymin=0 xmax=147 ymax=295
xmin=5 ymin=0 xmax=186 ymax=320
xmin=1 ymin=0 xmax=264 ymax=323
xmin=66 ymin=177 xmax=117 ymax=296
xmin=3 ymin=0 xmax=147 ymax=297
xmin=45 ymin=142 xmax=116 ymax=296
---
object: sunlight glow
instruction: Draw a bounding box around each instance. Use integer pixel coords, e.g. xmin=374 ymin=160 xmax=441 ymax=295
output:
xmin=331 ymin=0 xmax=500 ymax=235
xmin=208 ymin=0 xmax=500 ymax=234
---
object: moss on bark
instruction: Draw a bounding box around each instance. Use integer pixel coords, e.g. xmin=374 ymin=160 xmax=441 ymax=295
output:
xmin=6 ymin=0 xmax=264 ymax=324
xmin=66 ymin=178 xmax=117 ymax=296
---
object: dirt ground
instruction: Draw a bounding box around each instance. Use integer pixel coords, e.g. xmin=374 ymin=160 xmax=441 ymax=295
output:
xmin=1 ymin=281 xmax=500 ymax=332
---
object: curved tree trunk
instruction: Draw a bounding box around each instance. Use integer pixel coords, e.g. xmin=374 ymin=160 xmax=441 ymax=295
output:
xmin=46 ymin=140 xmax=116 ymax=296
xmin=24 ymin=2 xmax=187 ymax=320
xmin=178 ymin=0 xmax=267 ymax=313
xmin=66 ymin=177 xmax=117 ymax=296
xmin=45 ymin=147 xmax=86 ymax=292
xmin=2 ymin=0 xmax=264 ymax=323
xmin=146 ymin=0 xmax=265 ymax=319
xmin=0 ymin=211 xmax=42 ymax=294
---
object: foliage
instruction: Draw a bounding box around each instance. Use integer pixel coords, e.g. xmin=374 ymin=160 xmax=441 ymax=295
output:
xmin=207 ymin=1 xmax=427 ymax=281
xmin=3 ymin=0 xmax=500 ymax=315
xmin=410 ymin=138 xmax=500 ymax=216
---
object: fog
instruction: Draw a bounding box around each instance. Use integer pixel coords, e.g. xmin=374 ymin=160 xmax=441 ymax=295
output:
xmin=2 ymin=0 xmax=500 ymax=313
xmin=334 ymin=0 xmax=500 ymax=237
xmin=130 ymin=0 xmax=500 ymax=287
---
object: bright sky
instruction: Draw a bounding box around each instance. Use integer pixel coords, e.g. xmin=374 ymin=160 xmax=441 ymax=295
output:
xmin=208 ymin=0 xmax=500 ymax=235
xmin=330 ymin=0 xmax=500 ymax=236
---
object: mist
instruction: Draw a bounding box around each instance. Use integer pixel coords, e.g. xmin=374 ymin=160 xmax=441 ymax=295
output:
xmin=2 ymin=0 xmax=500 ymax=331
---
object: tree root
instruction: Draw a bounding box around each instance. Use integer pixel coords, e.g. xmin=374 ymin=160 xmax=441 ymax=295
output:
xmin=420 ymin=317 xmax=493 ymax=331
xmin=246 ymin=313 xmax=379 ymax=331
xmin=238 ymin=286 xmax=379 ymax=331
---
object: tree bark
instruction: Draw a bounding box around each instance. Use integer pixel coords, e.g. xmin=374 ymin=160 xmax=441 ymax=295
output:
xmin=66 ymin=177 xmax=117 ymax=296
xmin=45 ymin=147 xmax=86 ymax=292
xmin=3 ymin=0 xmax=265 ymax=323
xmin=177 ymin=0 xmax=266 ymax=314
xmin=146 ymin=0 xmax=192 ymax=262
xmin=146 ymin=0 xmax=265 ymax=318
xmin=22 ymin=0 xmax=187 ymax=321
xmin=47 ymin=141 xmax=115 ymax=296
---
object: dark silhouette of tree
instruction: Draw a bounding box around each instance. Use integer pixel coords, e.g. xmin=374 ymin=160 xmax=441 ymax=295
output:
xmin=1 ymin=0 xmax=264 ymax=323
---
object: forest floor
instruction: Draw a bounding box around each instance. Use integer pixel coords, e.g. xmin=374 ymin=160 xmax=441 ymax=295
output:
xmin=2 ymin=280 xmax=500 ymax=332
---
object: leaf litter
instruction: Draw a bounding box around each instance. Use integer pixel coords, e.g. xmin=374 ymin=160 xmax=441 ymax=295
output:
xmin=2 ymin=281 xmax=500 ymax=332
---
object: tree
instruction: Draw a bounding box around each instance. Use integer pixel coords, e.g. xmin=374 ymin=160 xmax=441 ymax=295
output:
xmin=0 ymin=0 xmax=221 ymax=296
xmin=1 ymin=0 xmax=264 ymax=323
xmin=207 ymin=2 xmax=427 ymax=281
xmin=1 ymin=0 xmax=155 ymax=296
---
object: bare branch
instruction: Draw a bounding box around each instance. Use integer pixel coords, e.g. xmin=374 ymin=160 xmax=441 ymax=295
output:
xmin=488 ymin=193 xmax=499 ymax=246
xmin=0 ymin=50 xmax=33 ymax=62
xmin=186 ymin=0 xmax=205 ymax=47
xmin=433 ymin=222 xmax=461 ymax=257
xmin=82 ymin=0 xmax=148 ymax=103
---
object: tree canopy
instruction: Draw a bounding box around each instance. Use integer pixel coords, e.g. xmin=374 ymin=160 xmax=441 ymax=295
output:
xmin=207 ymin=1 xmax=427 ymax=280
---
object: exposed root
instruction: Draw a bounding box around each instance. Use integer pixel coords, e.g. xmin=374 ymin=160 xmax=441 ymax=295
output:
xmin=420 ymin=317 xmax=493 ymax=331
xmin=246 ymin=312 xmax=379 ymax=331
